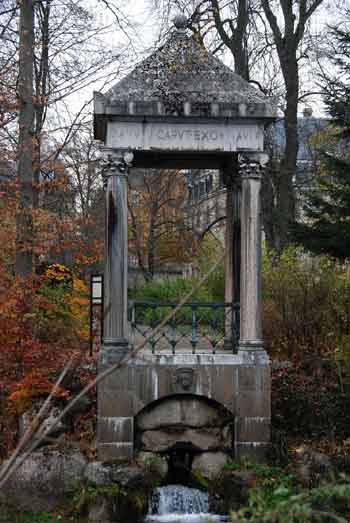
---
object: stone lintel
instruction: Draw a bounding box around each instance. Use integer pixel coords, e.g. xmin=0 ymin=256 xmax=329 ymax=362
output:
xmin=140 ymin=353 xmax=245 ymax=366
xmin=106 ymin=121 xmax=264 ymax=152
xmin=93 ymin=91 xmax=106 ymax=114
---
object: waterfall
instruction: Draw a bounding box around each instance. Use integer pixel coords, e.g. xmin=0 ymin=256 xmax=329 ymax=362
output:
xmin=149 ymin=485 xmax=209 ymax=516
xmin=146 ymin=484 xmax=229 ymax=522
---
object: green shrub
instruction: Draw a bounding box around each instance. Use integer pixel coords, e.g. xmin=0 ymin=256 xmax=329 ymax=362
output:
xmin=263 ymin=247 xmax=350 ymax=357
xmin=334 ymin=335 xmax=350 ymax=392
xmin=272 ymin=363 xmax=350 ymax=439
xmin=262 ymin=247 xmax=342 ymax=357
xmin=196 ymin=235 xmax=225 ymax=302
xmin=132 ymin=245 xmax=350 ymax=357
xmin=231 ymin=481 xmax=350 ymax=523
xmin=130 ymin=242 xmax=225 ymax=330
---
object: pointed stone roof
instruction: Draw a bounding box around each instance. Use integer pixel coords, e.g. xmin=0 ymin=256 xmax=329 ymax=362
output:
xmin=108 ymin=30 xmax=268 ymax=105
xmin=94 ymin=20 xmax=276 ymax=140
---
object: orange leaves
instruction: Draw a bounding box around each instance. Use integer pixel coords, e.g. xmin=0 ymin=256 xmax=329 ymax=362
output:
xmin=0 ymin=266 xmax=89 ymax=396
xmin=8 ymin=371 xmax=70 ymax=414
xmin=128 ymin=169 xmax=197 ymax=274
xmin=44 ymin=263 xmax=73 ymax=285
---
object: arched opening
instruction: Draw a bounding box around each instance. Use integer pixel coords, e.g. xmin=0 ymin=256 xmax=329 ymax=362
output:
xmin=134 ymin=394 xmax=234 ymax=485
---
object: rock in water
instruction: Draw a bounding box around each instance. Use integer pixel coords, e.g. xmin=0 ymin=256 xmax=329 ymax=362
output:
xmin=192 ymin=452 xmax=229 ymax=478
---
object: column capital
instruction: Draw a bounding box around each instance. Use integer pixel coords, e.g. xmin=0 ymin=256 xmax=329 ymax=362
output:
xmin=238 ymin=153 xmax=269 ymax=180
xmin=100 ymin=149 xmax=134 ymax=186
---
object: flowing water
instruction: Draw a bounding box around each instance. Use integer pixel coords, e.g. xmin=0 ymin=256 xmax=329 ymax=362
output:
xmin=146 ymin=485 xmax=227 ymax=523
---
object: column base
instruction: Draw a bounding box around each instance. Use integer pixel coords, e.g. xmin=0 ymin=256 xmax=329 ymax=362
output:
xmin=239 ymin=339 xmax=264 ymax=350
xmin=238 ymin=340 xmax=269 ymax=363
xmin=100 ymin=337 xmax=130 ymax=366
xmin=97 ymin=442 xmax=134 ymax=461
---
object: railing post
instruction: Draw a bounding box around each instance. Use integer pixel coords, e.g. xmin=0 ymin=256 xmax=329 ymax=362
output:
xmin=191 ymin=304 xmax=198 ymax=354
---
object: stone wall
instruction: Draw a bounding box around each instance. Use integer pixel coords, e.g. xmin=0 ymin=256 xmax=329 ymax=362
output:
xmin=97 ymin=352 xmax=270 ymax=462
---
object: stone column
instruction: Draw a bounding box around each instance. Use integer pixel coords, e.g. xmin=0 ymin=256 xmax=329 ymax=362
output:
xmin=238 ymin=157 xmax=264 ymax=354
xmin=98 ymin=150 xmax=135 ymax=461
xmin=235 ymin=154 xmax=270 ymax=462
xmin=224 ymin=169 xmax=234 ymax=349
xmin=101 ymin=150 xmax=133 ymax=360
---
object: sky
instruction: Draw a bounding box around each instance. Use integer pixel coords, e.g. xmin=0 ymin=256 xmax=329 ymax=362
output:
xmin=64 ymin=0 xmax=346 ymax=125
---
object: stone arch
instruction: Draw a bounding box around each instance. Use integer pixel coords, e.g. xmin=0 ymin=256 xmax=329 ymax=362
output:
xmin=134 ymin=393 xmax=234 ymax=455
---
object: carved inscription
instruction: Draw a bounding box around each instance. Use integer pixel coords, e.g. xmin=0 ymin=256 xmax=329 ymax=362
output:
xmin=107 ymin=122 xmax=263 ymax=152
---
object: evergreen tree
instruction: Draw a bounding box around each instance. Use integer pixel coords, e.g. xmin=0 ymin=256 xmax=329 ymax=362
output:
xmin=293 ymin=13 xmax=350 ymax=259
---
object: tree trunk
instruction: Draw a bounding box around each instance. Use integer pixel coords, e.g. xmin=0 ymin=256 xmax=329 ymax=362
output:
xmin=261 ymin=165 xmax=276 ymax=251
xmin=33 ymin=0 xmax=51 ymax=209
xmin=16 ymin=0 xmax=35 ymax=278
xmin=276 ymin=61 xmax=299 ymax=251
xmin=146 ymin=212 xmax=157 ymax=282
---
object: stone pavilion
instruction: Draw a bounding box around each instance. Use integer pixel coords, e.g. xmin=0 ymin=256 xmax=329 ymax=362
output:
xmin=93 ymin=15 xmax=276 ymax=464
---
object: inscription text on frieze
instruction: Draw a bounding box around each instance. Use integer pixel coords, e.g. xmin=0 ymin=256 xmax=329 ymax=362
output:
xmin=107 ymin=122 xmax=263 ymax=152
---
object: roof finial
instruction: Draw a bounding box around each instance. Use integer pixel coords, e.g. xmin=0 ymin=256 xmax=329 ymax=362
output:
xmin=173 ymin=14 xmax=188 ymax=32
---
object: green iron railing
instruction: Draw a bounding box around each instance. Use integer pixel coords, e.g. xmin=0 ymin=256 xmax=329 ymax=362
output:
xmin=128 ymin=300 xmax=240 ymax=354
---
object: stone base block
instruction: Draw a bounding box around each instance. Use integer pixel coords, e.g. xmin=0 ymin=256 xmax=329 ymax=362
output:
xmin=235 ymin=417 xmax=270 ymax=443
xmin=97 ymin=416 xmax=134 ymax=444
xmin=97 ymin=442 xmax=134 ymax=461
xmin=236 ymin=390 xmax=271 ymax=418
xmin=235 ymin=442 xmax=270 ymax=463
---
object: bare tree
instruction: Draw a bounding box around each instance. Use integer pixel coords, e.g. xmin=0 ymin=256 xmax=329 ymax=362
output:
xmin=261 ymin=0 xmax=325 ymax=250
xmin=0 ymin=0 xmax=137 ymax=274
xmin=128 ymin=170 xmax=197 ymax=281
xmin=152 ymin=0 xmax=328 ymax=252
xmin=16 ymin=0 xmax=35 ymax=278
xmin=0 ymin=0 xmax=134 ymax=167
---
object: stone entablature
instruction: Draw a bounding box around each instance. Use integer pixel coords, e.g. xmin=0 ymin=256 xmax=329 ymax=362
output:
xmin=106 ymin=122 xmax=264 ymax=152
xmin=95 ymin=92 xmax=273 ymax=119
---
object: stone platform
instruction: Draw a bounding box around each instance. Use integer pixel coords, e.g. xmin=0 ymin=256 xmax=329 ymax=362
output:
xmin=97 ymin=349 xmax=270 ymax=463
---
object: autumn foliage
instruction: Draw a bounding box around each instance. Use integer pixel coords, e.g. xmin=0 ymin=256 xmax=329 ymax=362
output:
xmin=0 ymin=176 xmax=100 ymax=457
xmin=8 ymin=371 xmax=71 ymax=415
xmin=128 ymin=169 xmax=198 ymax=280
